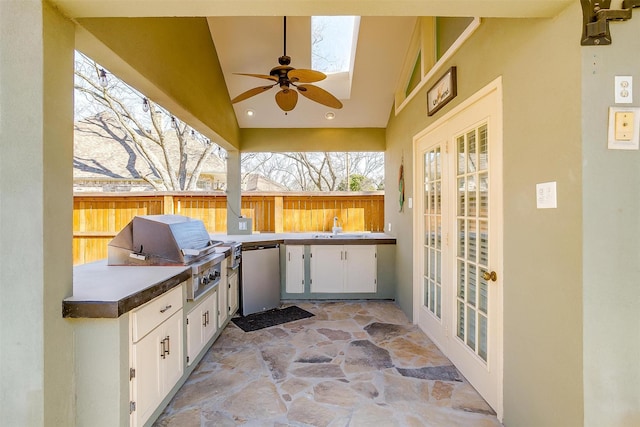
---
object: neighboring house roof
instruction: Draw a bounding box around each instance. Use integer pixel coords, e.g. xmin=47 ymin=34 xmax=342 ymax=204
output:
xmin=74 ymin=112 xmax=226 ymax=188
xmin=243 ymin=173 xmax=289 ymax=192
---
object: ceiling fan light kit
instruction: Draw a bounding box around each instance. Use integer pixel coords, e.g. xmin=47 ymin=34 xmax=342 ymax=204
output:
xmin=231 ymin=17 xmax=343 ymax=113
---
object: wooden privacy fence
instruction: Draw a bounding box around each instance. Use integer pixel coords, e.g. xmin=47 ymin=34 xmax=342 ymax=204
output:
xmin=74 ymin=191 xmax=385 ymax=264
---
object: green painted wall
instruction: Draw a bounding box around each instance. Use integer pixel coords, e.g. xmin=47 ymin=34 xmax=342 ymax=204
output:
xmin=385 ymin=5 xmax=583 ymax=425
xmin=582 ymin=18 xmax=640 ymax=427
xmin=75 ymin=17 xmax=240 ymax=148
xmin=240 ymin=128 xmax=386 ymax=152
xmin=0 ymin=2 xmax=75 ymax=425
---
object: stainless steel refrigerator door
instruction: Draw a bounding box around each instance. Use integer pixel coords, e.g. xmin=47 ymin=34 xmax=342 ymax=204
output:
xmin=240 ymin=246 xmax=281 ymax=315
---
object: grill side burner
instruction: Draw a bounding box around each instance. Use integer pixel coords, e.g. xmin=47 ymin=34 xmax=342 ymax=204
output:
xmin=107 ymin=214 xmax=224 ymax=300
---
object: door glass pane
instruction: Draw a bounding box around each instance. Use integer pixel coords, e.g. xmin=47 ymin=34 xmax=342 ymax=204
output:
xmin=457 ymin=136 xmax=466 ymax=174
xmin=468 ymin=220 xmax=477 ymax=262
xmin=479 ymin=172 xmax=489 ymax=217
xmin=479 ymin=220 xmax=489 ymax=266
xmin=478 ymin=124 xmax=488 ymax=171
xmin=424 ymin=277 xmax=430 ymax=306
xmin=467 ymin=306 xmax=476 ymax=348
xmin=479 ymin=314 xmax=488 ymax=361
xmin=458 ymin=219 xmax=465 ymax=258
xmin=457 ymin=300 xmax=465 ymax=340
xmin=457 ymin=260 xmax=465 ymax=299
xmin=468 ymin=175 xmax=477 ymax=216
xmin=467 ymin=129 xmax=477 ymax=173
xmin=467 ymin=265 xmax=476 ymax=307
xmin=479 ymin=274 xmax=488 ymax=314
xmin=457 ymin=177 xmax=466 ymax=216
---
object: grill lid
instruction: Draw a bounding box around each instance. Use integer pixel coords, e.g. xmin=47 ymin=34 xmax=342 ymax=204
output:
xmin=108 ymin=215 xmax=221 ymax=266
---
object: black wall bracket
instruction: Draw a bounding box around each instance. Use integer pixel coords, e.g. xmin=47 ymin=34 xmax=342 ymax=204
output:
xmin=581 ymin=0 xmax=640 ymax=45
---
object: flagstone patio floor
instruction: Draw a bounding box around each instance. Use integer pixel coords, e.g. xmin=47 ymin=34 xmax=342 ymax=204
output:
xmin=154 ymin=300 xmax=502 ymax=427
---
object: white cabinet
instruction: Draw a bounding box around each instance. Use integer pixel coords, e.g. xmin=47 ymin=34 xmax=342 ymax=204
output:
xmin=228 ymin=269 xmax=239 ymax=315
xmin=285 ymin=245 xmax=305 ymax=293
xmin=130 ymin=285 xmax=184 ymax=427
xmin=310 ymin=245 xmax=377 ymax=293
xmin=186 ymin=288 xmax=217 ymax=366
xmin=343 ymin=245 xmax=378 ymax=293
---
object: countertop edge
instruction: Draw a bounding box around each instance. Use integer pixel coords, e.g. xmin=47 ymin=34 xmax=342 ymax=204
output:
xmin=63 ymin=269 xmax=191 ymax=319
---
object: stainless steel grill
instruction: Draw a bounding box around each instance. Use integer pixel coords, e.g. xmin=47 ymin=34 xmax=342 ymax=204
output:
xmin=107 ymin=215 xmax=225 ymax=300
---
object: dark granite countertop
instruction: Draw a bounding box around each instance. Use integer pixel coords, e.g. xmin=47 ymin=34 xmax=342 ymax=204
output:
xmin=63 ymin=260 xmax=190 ymax=319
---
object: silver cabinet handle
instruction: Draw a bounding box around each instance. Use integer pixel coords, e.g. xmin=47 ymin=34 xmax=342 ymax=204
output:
xmin=159 ymin=304 xmax=172 ymax=313
xmin=160 ymin=336 xmax=171 ymax=359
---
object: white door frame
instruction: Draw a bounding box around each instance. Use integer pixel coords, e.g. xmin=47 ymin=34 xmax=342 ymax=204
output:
xmin=412 ymin=76 xmax=504 ymax=420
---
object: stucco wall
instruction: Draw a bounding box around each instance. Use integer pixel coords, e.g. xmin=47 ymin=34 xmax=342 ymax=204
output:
xmin=385 ymin=4 xmax=583 ymax=425
xmin=0 ymin=2 xmax=75 ymax=425
xmin=582 ymin=18 xmax=640 ymax=427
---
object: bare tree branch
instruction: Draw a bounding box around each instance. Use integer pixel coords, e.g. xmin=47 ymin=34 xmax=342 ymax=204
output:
xmin=74 ymin=53 xmax=223 ymax=191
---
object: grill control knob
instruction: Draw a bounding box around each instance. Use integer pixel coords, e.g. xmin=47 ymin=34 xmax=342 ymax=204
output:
xmin=202 ymin=276 xmax=209 ymax=285
xmin=208 ymin=273 xmax=215 ymax=280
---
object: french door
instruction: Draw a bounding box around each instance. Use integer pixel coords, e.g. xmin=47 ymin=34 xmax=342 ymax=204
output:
xmin=414 ymin=80 xmax=503 ymax=418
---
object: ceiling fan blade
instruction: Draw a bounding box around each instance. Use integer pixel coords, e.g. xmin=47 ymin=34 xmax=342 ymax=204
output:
xmin=288 ymin=69 xmax=326 ymax=83
xmin=233 ymin=73 xmax=278 ymax=82
xmin=275 ymin=88 xmax=298 ymax=111
xmin=230 ymin=85 xmax=274 ymax=104
xmin=297 ymin=84 xmax=343 ymax=109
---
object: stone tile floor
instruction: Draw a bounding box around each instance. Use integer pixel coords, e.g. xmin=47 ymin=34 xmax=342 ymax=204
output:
xmin=154 ymin=301 xmax=502 ymax=427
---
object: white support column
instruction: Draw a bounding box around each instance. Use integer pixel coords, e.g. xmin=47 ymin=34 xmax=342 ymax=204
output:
xmin=225 ymin=149 xmax=245 ymax=234
xmin=0 ymin=2 xmax=75 ymax=425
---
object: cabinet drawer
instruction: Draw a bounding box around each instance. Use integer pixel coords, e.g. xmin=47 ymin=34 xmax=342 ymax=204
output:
xmin=132 ymin=284 xmax=183 ymax=342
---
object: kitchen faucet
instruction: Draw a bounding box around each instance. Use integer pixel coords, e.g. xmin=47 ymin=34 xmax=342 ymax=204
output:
xmin=332 ymin=216 xmax=342 ymax=234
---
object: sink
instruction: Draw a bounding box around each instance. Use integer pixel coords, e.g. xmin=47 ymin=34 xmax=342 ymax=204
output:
xmin=312 ymin=233 xmax=365 ymax=239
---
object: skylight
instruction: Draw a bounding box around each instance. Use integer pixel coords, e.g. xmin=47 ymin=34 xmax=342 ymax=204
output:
xmin=311 ymin=16 xmax=359 ymax=74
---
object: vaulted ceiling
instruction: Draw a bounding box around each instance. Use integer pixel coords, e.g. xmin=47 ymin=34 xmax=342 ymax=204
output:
xmin=55 ymin=0 xmax=572 ymax=146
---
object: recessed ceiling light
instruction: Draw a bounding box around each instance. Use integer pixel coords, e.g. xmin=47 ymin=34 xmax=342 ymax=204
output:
xmin=325 ymin=112 xmax=336 ymax=120
xmin=246 ymin=109 xmax=255 ymax=117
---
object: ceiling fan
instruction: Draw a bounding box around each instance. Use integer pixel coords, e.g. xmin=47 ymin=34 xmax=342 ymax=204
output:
xmin=230 ymin=17 xmax=343 ymax=113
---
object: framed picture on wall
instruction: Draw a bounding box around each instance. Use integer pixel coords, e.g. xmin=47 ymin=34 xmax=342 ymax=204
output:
xmin=427 ymin=67 xmax=457 ymax=116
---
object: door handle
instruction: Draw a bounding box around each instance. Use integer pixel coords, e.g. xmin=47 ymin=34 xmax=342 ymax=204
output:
xmin=482 ymin=271 xmax=497 ymax=282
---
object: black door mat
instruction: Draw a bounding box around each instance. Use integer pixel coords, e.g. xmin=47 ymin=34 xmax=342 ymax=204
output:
xmin=232 ymin=306 xmax=314 ymax=332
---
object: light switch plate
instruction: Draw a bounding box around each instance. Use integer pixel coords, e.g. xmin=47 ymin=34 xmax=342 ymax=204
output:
xmin=615 ymin=76 xmax=633 ymax=104
xmin=536 ymin=182 xmax=557 ymax=209
xmin=608 ymin=107 xmax=640 ymax=150
xmin=615 ymin=111 xmax=634 ymax=140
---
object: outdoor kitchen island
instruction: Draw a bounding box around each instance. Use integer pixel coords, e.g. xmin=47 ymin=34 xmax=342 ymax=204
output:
xmin=63 ymin=244 xmax=238 ymax=427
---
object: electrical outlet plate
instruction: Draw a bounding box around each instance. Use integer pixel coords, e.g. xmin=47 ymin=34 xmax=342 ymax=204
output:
xmin=536 ymin=182 xmax=557 ymax=209
xmin=615 ymin=76 xmax=633 ymax=104
xmin=608 ymin=107 xmax=640 ymax=150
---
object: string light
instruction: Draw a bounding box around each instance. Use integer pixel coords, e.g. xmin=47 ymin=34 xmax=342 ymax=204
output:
xmin=98 ymin=68 xmax=108 ymax=88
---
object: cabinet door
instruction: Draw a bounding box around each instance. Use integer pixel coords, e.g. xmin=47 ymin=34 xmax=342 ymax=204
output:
xmin=186 ymin=303 xmax=205 ymax=366
xmin=132 ymin=329 xmax=163 ymax=427
xmin=161 ymin=309 xmax=184 ymax=394
xmin=228 ymin=271 xmax=239 ymax=315
xmin=203 ymin=290 xmax=218 ymax=344
xmin=186 ymin=291 xmax=217 ymax=366
xmin=344 ymin=245 xmax=377 ymax=293
xmin=286 ymin=245 xmax=305 ymax=293
xmin=310 ymin=245 xmax=344 ymax=293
